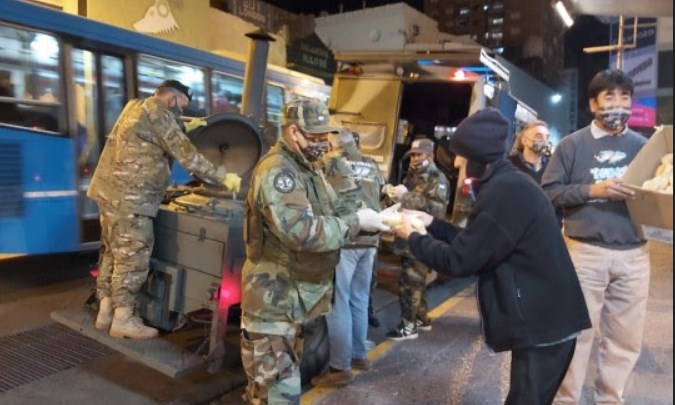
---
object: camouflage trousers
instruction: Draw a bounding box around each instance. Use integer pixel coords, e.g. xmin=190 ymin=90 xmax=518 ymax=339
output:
xmin=241 ymin=327 xmax=304 ymax=405
xmin=97 ymin=206 xmax=154 ymax=308
xmin=398 ymin=256 xmax=430 ymax=324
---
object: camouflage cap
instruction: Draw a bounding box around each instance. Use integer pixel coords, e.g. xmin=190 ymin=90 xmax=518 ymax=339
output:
xmin=282 ymin=99 xmax=341 ymax=134
xmin=407 ymin=138 xmax=435 ymax=155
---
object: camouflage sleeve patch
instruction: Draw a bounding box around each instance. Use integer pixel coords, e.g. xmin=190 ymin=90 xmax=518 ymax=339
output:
xmin=427 ymin=172 xmax=450 ymax=219
xmin=273 ymin=171 xmax=296 ymax=193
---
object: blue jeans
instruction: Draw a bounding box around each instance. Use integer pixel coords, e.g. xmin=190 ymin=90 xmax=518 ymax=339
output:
xmin=325 ymin=247 xmax=376 ymax=371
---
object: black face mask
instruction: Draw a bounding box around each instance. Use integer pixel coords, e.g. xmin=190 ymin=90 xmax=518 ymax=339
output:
xmin=466 ymin=160 xmax=486 ymax=179
xmin=168 ymin=96 xmax=182 ymax=117
xmin=297 ymin=129 xmax=329 ymax=162
xmin=463 ymin=160 xmax=487 ymax=198
xmin=300 ymin=139 xmax=329 ymax=162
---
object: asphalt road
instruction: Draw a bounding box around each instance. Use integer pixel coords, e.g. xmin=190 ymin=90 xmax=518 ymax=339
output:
xmin=0 ymin=251 xmax=468 ymax=404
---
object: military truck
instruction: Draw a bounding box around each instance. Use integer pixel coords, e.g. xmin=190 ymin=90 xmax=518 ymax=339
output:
xmin=329 ymin=48 xmax=537 ymax=220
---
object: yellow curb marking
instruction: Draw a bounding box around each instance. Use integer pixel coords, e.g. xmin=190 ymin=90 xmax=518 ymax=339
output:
xmin=301 ymin=283 xmax=476 ymax=405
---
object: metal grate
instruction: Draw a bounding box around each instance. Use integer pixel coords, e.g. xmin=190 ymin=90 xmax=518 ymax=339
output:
xmin=0 ymin=323 xmax=114 ymax=393
xmin=0 ymin=142 xmax=24 ymax=217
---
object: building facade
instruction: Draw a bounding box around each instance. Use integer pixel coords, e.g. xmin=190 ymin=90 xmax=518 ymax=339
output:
xmin=424 ymin=0 xmax=567 ymax=86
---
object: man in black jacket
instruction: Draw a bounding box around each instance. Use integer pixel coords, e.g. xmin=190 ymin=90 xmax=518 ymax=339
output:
xmin=391 ymin=108 xmax=591 ymax=404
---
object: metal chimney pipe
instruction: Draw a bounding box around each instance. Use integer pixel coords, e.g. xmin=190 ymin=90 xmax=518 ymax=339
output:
xmin=241 ymin=29 xmax=276 ymax=127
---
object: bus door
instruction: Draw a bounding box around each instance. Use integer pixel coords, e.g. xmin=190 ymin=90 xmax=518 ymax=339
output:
xmin=329 ymin=76 xmax=402 ymax=182
xmin=69 ymin=48 xmax=126 ymax=245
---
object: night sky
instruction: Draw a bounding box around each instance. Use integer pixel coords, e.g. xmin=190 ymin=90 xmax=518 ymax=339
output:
xmin=262 ymin=1 xmax=613 ymax=128
xmin=262 ymin=0 xmax=424 ymax=15
xmin=564 ymin=15 xmax=612 ymax=126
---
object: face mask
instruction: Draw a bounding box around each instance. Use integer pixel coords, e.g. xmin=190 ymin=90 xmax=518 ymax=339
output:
xmin=529 ymin=140 xmax=551 ymax=156
xmin=596 ymin=106 xmax=631 ymax=132
xmin=169 ymin=96 xmax=182 ymax=118
xmin=410 ymin=158 xmax=430 ymax=172
xmin=300 ymin=138 xmax=329 ymax=162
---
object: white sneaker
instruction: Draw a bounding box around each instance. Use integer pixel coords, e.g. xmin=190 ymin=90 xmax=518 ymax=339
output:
xmin=386 ymin=321 xmax=418 ymax=341
xmin=109 ymin=307 xmax=158 ymax=340
xmin=94 ymin=297 xmax=113 ymax=330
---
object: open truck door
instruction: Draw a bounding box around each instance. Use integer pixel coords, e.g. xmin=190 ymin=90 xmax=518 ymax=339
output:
xmin=330 ymin=75 xmax=403 ymax=182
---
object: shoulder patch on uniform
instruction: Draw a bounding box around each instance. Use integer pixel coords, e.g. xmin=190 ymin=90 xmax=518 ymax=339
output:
xmin=274 ymin=171 xmax=296 ymax=193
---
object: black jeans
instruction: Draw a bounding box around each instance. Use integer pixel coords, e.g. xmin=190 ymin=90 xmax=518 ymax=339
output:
xmin=506 ymin=338 xmax=577 ymax=405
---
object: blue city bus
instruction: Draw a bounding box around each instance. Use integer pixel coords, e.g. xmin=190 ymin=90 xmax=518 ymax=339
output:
xmin=0 ymin=0 xmax=330 ymax=255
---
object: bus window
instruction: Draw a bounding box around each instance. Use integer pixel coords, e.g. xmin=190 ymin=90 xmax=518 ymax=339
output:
xmin=71 ymin=50 xmax=126 ymax=238
xmin=264 ymin=84 xmax=284 ymax=146
xmin=72 ymin=48 xmax=99 ymax=174
xmin=102 ymin=55 xmax=125 ymax=134
xmin=137 ymin=54 xmax=206 ymax=117
xmin=0 ymin=25 xmax=63 ymax=132
xmin=211 ymin=72 xmax=242 ymax=114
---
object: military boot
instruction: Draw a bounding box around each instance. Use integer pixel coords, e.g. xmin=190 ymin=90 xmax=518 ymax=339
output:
xmin=94 ymin=297 xmax=113 ymax=330
xmin=109 ymin=307 xmax=158 ymax=339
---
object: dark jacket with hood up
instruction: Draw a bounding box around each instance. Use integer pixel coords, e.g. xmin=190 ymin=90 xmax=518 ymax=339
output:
xmin=408 ymin=159 xmax=591 ymax=352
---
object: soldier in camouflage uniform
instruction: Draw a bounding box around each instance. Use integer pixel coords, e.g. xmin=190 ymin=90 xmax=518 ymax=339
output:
xmin=310 ymin=130 xmax=386 ymax=387
xmin=88 ymin=80 xmax=242 ymax=340
xmin=241 ymin=99 xmax=388 ymax=405
xmin=384 ymin=138 xmax=450 ymax=341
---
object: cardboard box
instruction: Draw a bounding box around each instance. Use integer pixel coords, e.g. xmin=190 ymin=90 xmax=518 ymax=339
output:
xmin=623 ymin=125 xmax=673 ymax=244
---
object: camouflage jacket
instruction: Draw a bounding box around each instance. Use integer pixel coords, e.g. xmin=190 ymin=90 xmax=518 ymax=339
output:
xmin=322 ymin=142 xmax=385 ymax=247
xmin=394 ymin=161 xmax=450 ymax=256
xmin=87 ymin=97 xmax=224 ymax=217
xmin=241 ymin=138 xmax=360 ymax=335
xmin=401 ymin=161 xmax=450 ymax=219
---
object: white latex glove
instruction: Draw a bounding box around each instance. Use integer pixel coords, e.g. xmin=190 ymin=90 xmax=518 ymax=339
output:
xmin=379 ymin=203 xmax=402 ymax=227
xmin=357 ymin=208 xmax=391 ymax=232
xmin=402 ymin=209 xmax=434 ymax=227
xmin=386 ymin=184 xmax=408 ymax=202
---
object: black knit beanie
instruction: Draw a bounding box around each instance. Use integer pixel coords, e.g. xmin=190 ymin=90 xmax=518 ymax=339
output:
xmin=449 ymin=108 xmax=510 ymax=164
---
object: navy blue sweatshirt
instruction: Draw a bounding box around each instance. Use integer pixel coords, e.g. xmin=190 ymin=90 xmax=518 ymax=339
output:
xmin=541 ymin=125 xmax=646 ymax=249
xmin=408 ymin=159 xmax=591 ymax=352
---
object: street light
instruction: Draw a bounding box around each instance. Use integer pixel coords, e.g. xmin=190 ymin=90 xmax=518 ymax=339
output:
xmin=554 ymin=1 xmax=574 ymax=28
xmin=551 ymin=93 xmax=563 ymax=104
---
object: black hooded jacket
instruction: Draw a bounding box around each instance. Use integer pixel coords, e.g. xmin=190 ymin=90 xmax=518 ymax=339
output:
xmin=408 ymin=159 xmax=591 ymax=352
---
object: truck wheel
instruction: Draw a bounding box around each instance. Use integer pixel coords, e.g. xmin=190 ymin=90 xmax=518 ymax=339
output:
xmin=300 ymin=316 xmax=329 ymax=385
